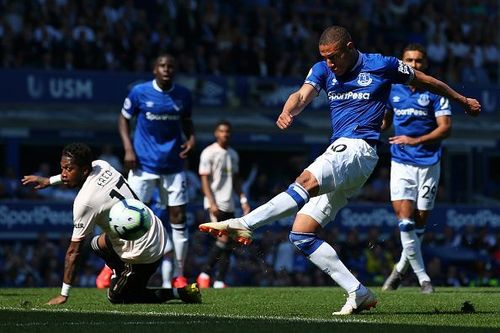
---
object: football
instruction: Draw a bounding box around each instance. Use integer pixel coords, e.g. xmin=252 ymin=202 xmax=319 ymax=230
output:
xmin=108 ymin=198 xmax=152 ymax=241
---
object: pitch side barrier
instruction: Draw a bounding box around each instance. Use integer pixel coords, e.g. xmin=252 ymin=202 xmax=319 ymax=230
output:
xmin=0 ymin=69 xmax=497 ymax=115
xmin=0 ymin=201 xmax=499 ymax=240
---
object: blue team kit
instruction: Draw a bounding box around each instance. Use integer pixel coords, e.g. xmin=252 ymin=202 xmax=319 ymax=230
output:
xmin=121 ymin=80 xmax=192 ymax=174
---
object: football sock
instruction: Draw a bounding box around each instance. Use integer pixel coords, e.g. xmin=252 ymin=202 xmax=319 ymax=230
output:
xmin=395 ymin=226 xmax=426 ymax=275
xmin=215 ymin=246 xmax=232 ymax=282
xmin=171 ymin=223 xmax=188 ymax=276
xmin=161 ymin=258 xmax=173 ymax=288
xmin=241 ymin=183 xmax=309 ymax=230
xmin=203 ymin=240 xmax=226 ymax=273
xmin=399 ymin=219 xmax=430 ymax=284
xmin=290 ymin=231 xmax=359 ymax=293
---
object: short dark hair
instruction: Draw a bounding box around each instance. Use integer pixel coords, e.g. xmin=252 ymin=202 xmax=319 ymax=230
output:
xmin=215 ymin=119 xmax=232 ymax=130
xmin=154 ymin=53 xmax=175 ymax=67
xmin=319 ymin=26 xmax=352 ymax=46
xmin=62 ymin=143 xmax=93 ymax=168
xmin=402 ymin=43 xmax=427 ymax=59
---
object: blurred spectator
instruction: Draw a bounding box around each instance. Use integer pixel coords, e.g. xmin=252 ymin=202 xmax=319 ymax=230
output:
xmin=98 ymin=144 xmax=123 ymax=174
xmin=0 ymin=0 xmax=496 ymax=81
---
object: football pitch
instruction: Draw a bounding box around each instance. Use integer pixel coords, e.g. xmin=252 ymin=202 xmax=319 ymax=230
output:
xmin=1 ymin=287 xmax=499 ymax=333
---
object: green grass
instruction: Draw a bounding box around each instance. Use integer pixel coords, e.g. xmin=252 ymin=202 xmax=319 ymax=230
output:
xmin=1 ymin=287 xmax=499 ymax=332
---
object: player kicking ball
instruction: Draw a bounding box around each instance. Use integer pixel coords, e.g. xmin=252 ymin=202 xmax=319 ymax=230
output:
xmin=200 ymin=26 xmax=480 ymax=315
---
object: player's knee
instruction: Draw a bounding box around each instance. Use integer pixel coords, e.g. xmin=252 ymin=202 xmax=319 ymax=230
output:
xmin=289 ymin=231 xmax=323 ymax=256
xmin=169 ymin=208 xmax=186 ymax=224
xmin=295 ymin=171 xmax=319 ymax=196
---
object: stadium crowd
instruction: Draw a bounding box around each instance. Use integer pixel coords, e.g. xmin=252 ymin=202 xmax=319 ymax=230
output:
xmin=0 ymin=0 xmax=498 ymax=289
xmin=0 ymin=0 xmax=498 ymax=82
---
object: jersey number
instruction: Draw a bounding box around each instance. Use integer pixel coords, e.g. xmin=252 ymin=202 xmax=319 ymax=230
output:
xmin=421 ymin=185 xmax=436 ymax=199
xmin=109 ymin=176 xmax=139 ymax=201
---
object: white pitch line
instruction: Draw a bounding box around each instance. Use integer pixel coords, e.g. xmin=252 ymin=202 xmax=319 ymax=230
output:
xmin=0 ymin=306 xmax=369 ymax=324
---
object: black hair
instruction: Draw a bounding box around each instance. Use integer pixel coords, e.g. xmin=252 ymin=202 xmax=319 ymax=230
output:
xmin=154 ymin=53 xmax=176 ymax=67
xmin=215 ymin=119 xmax=232 ymax=130
xmin=402 ymin=43 xmax=427 ymax=59
xmin=319 ymin=26 xmax=352 ymax=46
xmin=62 ymin=143 xmax=93 ymax=168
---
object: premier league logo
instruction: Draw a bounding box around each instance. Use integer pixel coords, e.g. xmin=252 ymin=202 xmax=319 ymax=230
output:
xmin=357 ymin=73 xmax=372 ymax=87
xmin=417 ymin=94 xmax=430 ymax=106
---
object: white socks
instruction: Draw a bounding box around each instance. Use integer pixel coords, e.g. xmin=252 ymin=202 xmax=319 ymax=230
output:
xmin=398 ymin=219 xmax=430 ymax=284
xmin=308 ymin=242 xmax=360 ymax=293
xmin=241 ymin=183 xmax=309 ymax=230
xmin=161 ymin=258 xmax=173 ymax=288
xmin=171 ymin=223 xmax=188 ymax=276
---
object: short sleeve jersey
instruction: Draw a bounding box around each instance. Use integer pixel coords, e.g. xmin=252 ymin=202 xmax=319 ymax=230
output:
xmin=71 ymin=160 xmax=166 ymax=264
xmin=121 ymin=80 xmax=192 ymax=175
xmin=199 ymin=143 xmax=239 ymax=213
xmin=387 ymin=84 xmax=451 ymax=166
xmin=304 ymin=52 xmax=414 ymax=142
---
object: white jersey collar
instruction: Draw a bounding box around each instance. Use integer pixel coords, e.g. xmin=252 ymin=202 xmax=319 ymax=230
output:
xmin=153 ymin=79 xmax=174 ymax=93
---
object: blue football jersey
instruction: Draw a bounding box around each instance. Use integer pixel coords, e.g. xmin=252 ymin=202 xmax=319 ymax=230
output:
xmin=305 ymin=52 xmax=414 ymax=142
xmin=121 ymin=79 xmax=192 ymax=174
xmin=387 ymin=84 xmax=451 ymax=166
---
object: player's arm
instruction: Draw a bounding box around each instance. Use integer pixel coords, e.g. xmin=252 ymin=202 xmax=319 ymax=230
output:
xmin=277 ymin=83 xmax=317 ymax=130
xmin=200 ymin=174 xmax=218 ymax=216
xmin=47 ymin=239 xmax=85 ymax=305
xmin=233 ymin=173 xmax=250 ymax=215
xmin=118 ymin=114 xmax=137 ymax=171
xmin=21 ymin=174 xmax=62 ymax=189
xmin=180 ymin=117 xmax=196 ymax=159
xmin=389 ymin=116 xmax=451 ymax=146
xmin=410 ymin=70 xmax=480 ymax=117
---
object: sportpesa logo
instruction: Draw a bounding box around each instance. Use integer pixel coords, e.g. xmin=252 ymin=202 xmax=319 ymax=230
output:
xmin=328 ymin=91 xmax=371 ymax=100
xmin=145 ymin=112 xmax=180 ymax=121
xmin=394 ymin=108 xmax=428 ymax=116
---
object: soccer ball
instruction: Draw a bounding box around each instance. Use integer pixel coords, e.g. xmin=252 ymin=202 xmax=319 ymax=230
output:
xmin=108 ymin=198 xmax=152 ymax=241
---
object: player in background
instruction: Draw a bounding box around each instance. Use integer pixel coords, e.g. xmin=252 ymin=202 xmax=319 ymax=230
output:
xmin=196 ymin=120 xmax=251 ymax=289
xmin=21 ymin=143 xmax=201 ymax=305
xmin=381 ymin=44 xmax=453 ymax=294
xmin=117 ymin=53 xmax=195 ymax=288
xmin=199 ymin=26 xmax=481 ymax=315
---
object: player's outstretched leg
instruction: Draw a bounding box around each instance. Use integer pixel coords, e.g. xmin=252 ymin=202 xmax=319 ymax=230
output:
xmin=333 ymin=286 xmax=378 ymax=315
xmin=200 ymin=183 xmax=310 ymax=245
xmin=199 ymin=218 xmax=253 ymax=245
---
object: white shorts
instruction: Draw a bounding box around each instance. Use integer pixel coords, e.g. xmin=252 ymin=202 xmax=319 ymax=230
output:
xmin=128 ymin=169 xmax=188 ymax=207
xmin=299 ymin=138 xmax=379 ymax=227
xmin=390 ymin=160 xmax=440 ymax=210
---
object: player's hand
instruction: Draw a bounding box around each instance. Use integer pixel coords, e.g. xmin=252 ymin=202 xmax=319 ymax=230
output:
xmin=389 ymin=135 xmax=419 ymax=146
xmin=47 ymin=295 xmax=68 ymax=305
xmin=123 ymin=149 xmax=137 ymax=171
xmin=463 ymin=97 xmax=481 ymax=117
xmin=21 ymin=175 xmax=50 ymax=189
xmin=209 ymin=205 xmax=220 ymax=217
xmin=241 ymin=202 xmax=251 ymax=215
xmin=180 ymin=136 xmax=195 ymax=159
xmin=276 ymin=111 xmax=294 ymax=130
